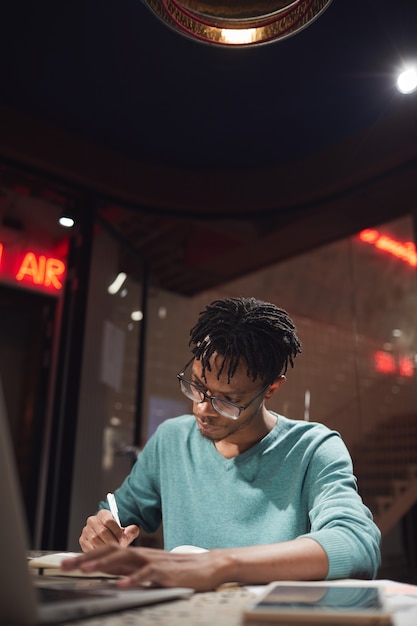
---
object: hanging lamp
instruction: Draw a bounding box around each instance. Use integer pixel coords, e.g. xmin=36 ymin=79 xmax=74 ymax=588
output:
xmin=141 ymin=0 xmax=333 ymax=47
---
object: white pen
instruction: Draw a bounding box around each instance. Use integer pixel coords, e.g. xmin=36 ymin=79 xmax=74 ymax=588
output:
xmin=106 ymin=492 xmax=121 ymax=527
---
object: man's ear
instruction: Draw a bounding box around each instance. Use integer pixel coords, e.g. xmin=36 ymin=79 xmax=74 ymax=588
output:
xmin=264 ymin=375 xmax=286 ymax=399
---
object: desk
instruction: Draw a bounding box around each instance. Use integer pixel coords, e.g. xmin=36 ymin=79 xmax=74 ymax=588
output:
xmin=40 ymin=579 xmax=417 ymax=626
xmin=52 ymin=583 xmax=257 ymax=626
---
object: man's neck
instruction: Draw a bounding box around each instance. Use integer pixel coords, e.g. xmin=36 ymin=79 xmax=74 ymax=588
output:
xmin=214 ymin=411 xmax=278 ymax=459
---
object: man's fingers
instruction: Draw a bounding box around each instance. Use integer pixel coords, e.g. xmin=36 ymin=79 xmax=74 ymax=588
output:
xmin=79 ymin=513 xmax=125 ymax=552
xmin=75 ymin=546 xmax=143 ymax=577
xmin=63 ymin=545 xmax=121 ymax=572
xmin=121 ymin=524 xmax=140 ymax=546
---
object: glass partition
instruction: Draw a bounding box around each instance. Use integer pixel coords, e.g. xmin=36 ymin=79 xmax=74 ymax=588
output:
xmin=70 ymin=213 xmax=417 ymax=579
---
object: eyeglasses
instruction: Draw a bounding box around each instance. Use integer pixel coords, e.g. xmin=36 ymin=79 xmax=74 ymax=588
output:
xmin=177 ymin=365 xmax=269 ymax=420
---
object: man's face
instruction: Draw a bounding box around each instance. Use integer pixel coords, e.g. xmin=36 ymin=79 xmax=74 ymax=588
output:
xmin=189 ymin=354 xmax=269 ymax=442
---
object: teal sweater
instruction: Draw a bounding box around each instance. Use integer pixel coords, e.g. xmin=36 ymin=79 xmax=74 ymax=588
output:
xmin=99 ymin=414 xmax=381 ymax=579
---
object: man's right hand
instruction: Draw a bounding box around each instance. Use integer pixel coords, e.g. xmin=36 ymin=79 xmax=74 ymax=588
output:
xmin=79 ymin=509 xmax=140 ymax=553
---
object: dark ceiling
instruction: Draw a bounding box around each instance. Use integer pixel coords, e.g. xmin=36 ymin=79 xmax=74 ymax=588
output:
xmin=1 ymin=0 xmax=417 ymax=295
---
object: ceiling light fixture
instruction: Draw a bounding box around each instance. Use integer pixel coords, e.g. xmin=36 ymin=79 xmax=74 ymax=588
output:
xmin=58 ymin=215 xmax=75 ymax=228
xmin=108 ymin=272 xmax=127 ymax=294
xmin=131 ymin=310 xmax=144 ymax=321
xmin=141 ymin=0 xmax=333 ymax=47
xmin=396 ymin=66 xmax=417 ymax=94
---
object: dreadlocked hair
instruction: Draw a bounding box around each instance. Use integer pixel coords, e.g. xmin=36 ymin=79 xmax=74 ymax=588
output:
xmin=188 ymin=297 xmax=301 ymax=384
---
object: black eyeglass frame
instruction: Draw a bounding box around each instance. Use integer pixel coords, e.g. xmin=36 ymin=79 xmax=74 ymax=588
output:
xmin=176 ymin=361 xmax=270 ymax=420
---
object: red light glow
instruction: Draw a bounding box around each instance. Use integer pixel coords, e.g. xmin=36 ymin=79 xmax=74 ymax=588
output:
xmin=0 ymin=241 xmax=67 ymax=295
xmin=374 ymin=351 xmax=414 ymax=378
xmin=374 ymin=351 xmax=396 ymax=375
xmin=16 ymin=252 xmax=66 ymax=289
xmin=359 ymin=229 xmax=417 ymax=267
xmin=398 ymin=357 xmax=414 ymax=378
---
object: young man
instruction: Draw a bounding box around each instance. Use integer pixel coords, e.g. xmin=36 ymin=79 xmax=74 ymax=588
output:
xmin=62 ymin=297 xmax=381 ymax=590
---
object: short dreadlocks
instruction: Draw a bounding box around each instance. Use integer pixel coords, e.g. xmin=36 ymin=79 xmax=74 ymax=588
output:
xmin=189 ymin=297 xmax=301 ymax=384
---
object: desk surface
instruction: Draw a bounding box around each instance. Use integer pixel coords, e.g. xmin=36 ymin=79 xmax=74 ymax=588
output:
xmin=29 ymin=551 xmax=417 ymax=626
xmin=58 ymin=584 xmax=257 ymax=626
xmin=32 ymin=570 xmax=417 ymax=626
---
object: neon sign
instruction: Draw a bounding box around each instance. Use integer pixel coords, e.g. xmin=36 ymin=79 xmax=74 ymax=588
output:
xmin=359 ymin=229 xmax=417 ymax=267
xmin=0 ymin=242 xmax=67 ymax=295
xmin=374 ymin=351 xmax=414 ymax=378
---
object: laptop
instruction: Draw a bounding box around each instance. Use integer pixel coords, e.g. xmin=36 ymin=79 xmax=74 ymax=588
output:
xmin=0 ymin=378 xmax=193 ymax=624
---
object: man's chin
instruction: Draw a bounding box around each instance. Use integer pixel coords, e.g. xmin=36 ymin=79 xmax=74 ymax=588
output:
xmin=199 ymin=429 xmax=224 ymax=442
xmin=196 ymin=418 xmax=226 ymax=441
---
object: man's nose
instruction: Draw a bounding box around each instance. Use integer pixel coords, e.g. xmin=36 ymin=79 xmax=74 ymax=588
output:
xmin=194 ymin=396 xmax=216 ymax=417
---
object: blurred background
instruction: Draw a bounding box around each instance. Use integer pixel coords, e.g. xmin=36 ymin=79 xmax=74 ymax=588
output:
xmin=1 ymin=0 xmax=416 ymax=582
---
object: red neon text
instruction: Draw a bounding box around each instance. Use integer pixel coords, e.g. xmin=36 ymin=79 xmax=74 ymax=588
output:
xmin=15 ymin=252 xmax=65 ymax=289
xmin=0 ymin=241 xmax=67 ymax=294
xmin=359 ymin=229 xmax=417 ymax=267
xmin=374 ymin=351 xmax=414 ymax=378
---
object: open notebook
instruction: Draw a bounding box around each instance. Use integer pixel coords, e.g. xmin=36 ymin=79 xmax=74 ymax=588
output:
xmin=0 ymin=378 xmax=193 ymax=625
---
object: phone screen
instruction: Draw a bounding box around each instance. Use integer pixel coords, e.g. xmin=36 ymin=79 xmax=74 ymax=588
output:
xmin=258 ymin=585 xmax=384 ymax=612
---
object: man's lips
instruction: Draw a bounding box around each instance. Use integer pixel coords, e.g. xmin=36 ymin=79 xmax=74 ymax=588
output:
xmin=196 ymin=418 xmax=224 ymax=433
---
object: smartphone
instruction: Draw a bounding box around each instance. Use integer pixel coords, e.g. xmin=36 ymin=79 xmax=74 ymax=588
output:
xmin=244 ymin=582 xmax=392 ymax=624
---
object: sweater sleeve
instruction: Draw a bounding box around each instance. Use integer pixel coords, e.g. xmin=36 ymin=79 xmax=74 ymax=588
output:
xmin=298 ymin=430 xmax=381 ymax=579
xmin=98 ymin=428 xmax=163 ymax=534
